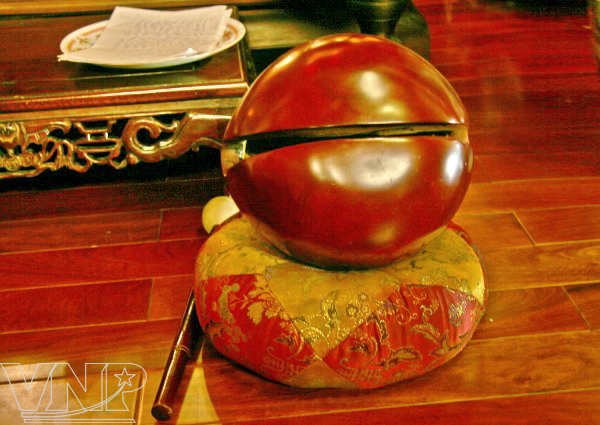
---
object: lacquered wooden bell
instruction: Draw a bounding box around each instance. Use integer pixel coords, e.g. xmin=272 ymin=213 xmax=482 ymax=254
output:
xmin=222 ymin=33 xmax=471 ymax=269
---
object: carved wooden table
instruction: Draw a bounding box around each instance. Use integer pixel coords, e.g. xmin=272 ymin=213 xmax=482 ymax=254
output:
xmin=0 ymin=13 xmax=252 ymax=179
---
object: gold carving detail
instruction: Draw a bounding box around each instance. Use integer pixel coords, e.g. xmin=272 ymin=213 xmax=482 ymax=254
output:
xmin=0 ymin=112 xmax=228 ymax=179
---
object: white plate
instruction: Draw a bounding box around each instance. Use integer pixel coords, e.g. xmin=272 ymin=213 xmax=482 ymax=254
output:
xmin=59 ymin=18 xmax=245 ymax=69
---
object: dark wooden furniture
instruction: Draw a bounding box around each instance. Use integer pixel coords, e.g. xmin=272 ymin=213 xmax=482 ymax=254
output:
xmin=0 ymin=10 xmax=253 ymax=179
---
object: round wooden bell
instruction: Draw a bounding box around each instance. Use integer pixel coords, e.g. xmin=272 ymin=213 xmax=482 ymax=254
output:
xmin=221 ymin=33 xmax=471 ymax=269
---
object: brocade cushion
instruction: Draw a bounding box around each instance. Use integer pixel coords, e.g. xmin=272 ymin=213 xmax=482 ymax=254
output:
xmin=194 ymin=217 xmax=486 ymax=389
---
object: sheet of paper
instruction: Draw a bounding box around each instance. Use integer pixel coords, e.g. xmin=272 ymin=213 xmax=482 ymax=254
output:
xmin=58 ymin=6 xmax=232 ymax=65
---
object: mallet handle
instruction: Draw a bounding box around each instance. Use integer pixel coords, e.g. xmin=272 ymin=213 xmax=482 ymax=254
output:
xmin=151 ymin=292 xmax=201 ymax=421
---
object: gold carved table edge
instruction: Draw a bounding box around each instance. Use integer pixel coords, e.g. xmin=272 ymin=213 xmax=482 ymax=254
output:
xmin=0 ymin=98 xmax=242 ymax=180
xmin=0 ymin=8 xmax=253 ymax=180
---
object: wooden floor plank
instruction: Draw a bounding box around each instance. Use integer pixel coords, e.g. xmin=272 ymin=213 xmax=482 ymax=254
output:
xmin=0 ymin=239 xmax=203 ymax=290
xmin=566 ymin=283 xmax=600 ymax=330
xmin=453 ymin=213 xmax=533 ymax=249
xmin=479 ymin=242 xmax=600 ymax=290
xmin=436 ymin=52 xmax=597 ymax=83
xmin=149 ymin=275 xmax=195 ymax=321
xmin=0 ymin=210 xmax=161 ymax=253
xmin=0 ymin=319 xmax=179 ymax=365
xmin=475 ymin=152 xmax=600 ymax=182
xmin=240 ymin=390 xmax=600 ymax=425
xmin=160 ymin=206 xmax=206 ymax=241
xmin=0 ymin=279 xmax=152 ymax=333
xmin=0 ymin=171 xmax=223 ymax=221
xmin=459 ymin=178 xmax=600 ymax=214
xmin=473 ymin=286 xmax=589 ymax=339
xmin=469 ymin=127 xmax=600 ymax=155
xmin=138 ymin=331 xmax=600 ymax=424
xmin=517 ymin=206 xmax=600 ymax=245
xmin=452 ymin=72 xmax=599 ymax=96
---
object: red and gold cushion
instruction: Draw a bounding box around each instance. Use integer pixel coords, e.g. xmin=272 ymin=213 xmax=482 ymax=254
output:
xmin=194 ymin=217 xmax=486 ymax=389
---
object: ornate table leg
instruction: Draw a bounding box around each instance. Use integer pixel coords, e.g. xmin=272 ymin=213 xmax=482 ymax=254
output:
xmin=348 ymin=0 xmax=407 ymax=39
xmin=348 ymin=0 xmax=430 ymax=58
xmin=591 ymin=0 xmax=600 ymax=67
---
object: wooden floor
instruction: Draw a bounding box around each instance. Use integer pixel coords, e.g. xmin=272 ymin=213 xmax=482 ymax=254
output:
xmin=1 ymin=0 xmax=599 ymax=423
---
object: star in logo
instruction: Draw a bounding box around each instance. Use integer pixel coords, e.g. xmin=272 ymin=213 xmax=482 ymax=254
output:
xmin=114 ymin=367 xmax=136 ymax=387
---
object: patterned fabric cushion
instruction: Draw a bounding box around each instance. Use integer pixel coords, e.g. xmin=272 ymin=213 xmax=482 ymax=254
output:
xmin=195 ymin=217 xmax=487 ymax=389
